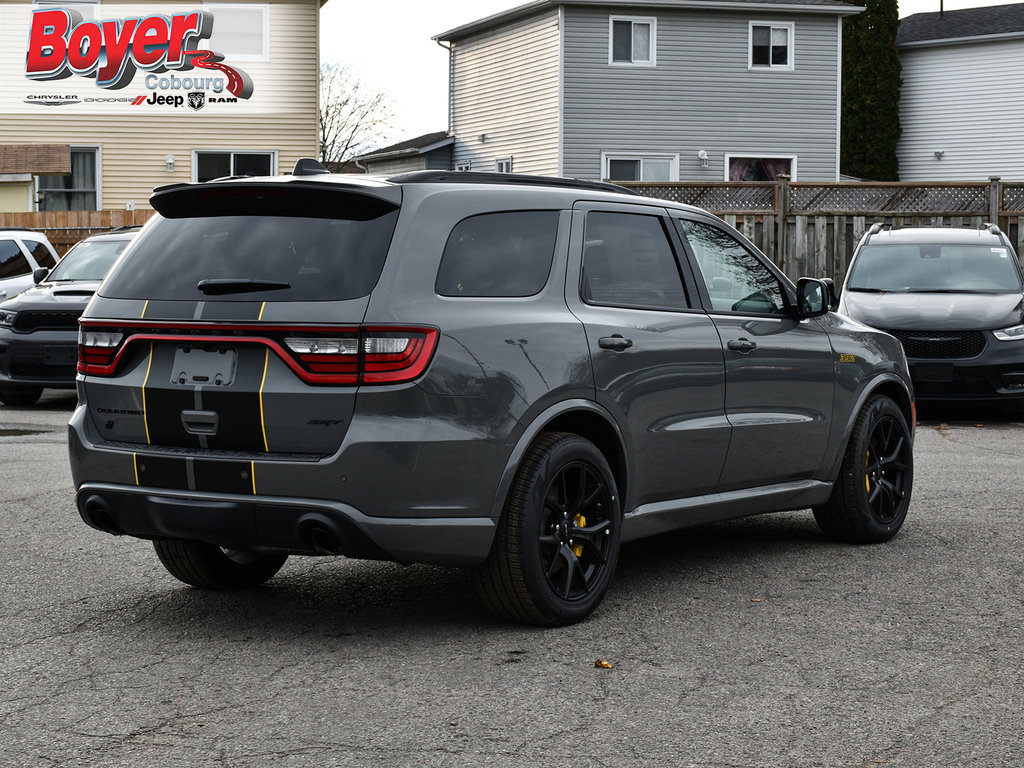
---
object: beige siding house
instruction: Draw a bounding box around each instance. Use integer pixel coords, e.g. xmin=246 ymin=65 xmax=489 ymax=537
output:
xmin=0 ymin=0 xmax=322 ymax=211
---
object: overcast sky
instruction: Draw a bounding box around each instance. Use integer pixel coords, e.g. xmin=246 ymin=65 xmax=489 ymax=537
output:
xmin=319 ymin=0 xmax=1021 ymax=147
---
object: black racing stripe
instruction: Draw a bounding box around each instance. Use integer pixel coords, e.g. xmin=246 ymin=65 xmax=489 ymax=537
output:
xmin=202 ymin=390 xmax=264 ymax=450
xmin=145 ymin=344 xmax=200 ymax=448
xmin=194 ymin=459 xmax=254 ymax=495
xmin=135 ymin=455 xmax=188 ymax=490
xmin=201 ymin=302 xmax=264 ymax=322
xmin=139 ymin=301 xmax=197 ymax=320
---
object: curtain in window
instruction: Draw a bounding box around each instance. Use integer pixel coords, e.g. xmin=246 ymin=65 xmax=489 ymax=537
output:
xmin=38 ymin=148 xmax=96 ymax=211
xmin=760 ymin=158 xmax=791 ymax=180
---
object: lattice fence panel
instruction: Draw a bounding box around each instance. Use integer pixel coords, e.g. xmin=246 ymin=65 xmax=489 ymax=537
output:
xmin=1001 ymin=184 xmax=1024 ymax=213
xmin=789 ymin=184 xmax=988 ymax=214
xmin=625 ymin=183 xmax=776 ymax=212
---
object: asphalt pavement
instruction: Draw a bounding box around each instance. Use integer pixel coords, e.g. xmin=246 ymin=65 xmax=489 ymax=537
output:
xmin=2 ymin=390 xmax=1023 ymax=767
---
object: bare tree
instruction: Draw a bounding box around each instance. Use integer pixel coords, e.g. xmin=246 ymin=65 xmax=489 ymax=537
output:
xmin=319 ymin=63 xmax=394 ymax=166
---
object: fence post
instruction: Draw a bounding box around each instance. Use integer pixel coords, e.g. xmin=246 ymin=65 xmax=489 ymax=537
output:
xmin=776 ymin=174 xmax=790 ymax=264
xmin=989 ymin=176 xmax=1000 ymax=225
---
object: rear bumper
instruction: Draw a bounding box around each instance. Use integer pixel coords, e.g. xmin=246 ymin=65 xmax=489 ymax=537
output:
xmin=76 ymin=483 xmax=495 ymax=567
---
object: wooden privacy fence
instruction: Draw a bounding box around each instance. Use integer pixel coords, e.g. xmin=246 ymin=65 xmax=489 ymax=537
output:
xmin=0 ymin=209 xmax=156 ymax=255
xmin=623 ymin=176 xmax=1024 ymax=283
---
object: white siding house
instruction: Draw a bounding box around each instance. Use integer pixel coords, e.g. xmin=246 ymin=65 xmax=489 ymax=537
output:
xmin=897 ymin=4 xmax=1024 ymax=181
xmin=435 ymin=0 xmax=862 ymax=182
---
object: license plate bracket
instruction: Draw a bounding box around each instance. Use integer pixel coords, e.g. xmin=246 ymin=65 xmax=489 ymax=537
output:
xmin=44 ymin=346 xmax=77 ymax=366
xmin=171 ymin=346 xmax=237 ymax=386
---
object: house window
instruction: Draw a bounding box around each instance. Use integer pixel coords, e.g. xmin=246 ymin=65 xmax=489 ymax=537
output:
xmin=202 ymin=3 xmax=269 ymax=61
xmin=603 ymin=153 xmax=678 ymax=182
xmin=727 ymin=156 xmax=794 ymax=181
xmin=455 ymin=162 xmax=471 ymax=172
xmin=749 ymin=22 xmax=793 ymax=69
xmin=610 ymin=16 xmax=656 ymax=66
xmin=495 ymin=157 xmax=513 ymax=173
xmin=194 ymin=151 xmax=275 ymax=182
xmin=37 ymin=147 xmax=99 ymax=211
xmin=32 ymin=1 xmax=98 ymax=20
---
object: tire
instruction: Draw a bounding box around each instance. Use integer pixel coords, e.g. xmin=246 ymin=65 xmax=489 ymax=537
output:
xmin=475 ymin=432 xmax=621 ymax=626
xmin=0 ymin=385 xmax=43 ymax=406
xmin=814 ymin=395 xmax=913 ymax=543
xmin=153 ymin=538 xmax=288 ymax=589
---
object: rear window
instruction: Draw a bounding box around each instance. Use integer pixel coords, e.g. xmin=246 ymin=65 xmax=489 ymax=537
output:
xmin=436 ymin=211 xmax=558 ymax=297
xmin=100 ymin=210 xmax=400 ymax=302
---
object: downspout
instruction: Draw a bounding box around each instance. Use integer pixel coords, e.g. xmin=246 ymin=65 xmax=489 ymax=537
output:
xmin=436 ymin=39 xmax=453 ymax=136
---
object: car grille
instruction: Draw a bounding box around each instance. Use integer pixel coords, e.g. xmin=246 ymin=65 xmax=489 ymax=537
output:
xmin=880 ymin=329 xmax=986 ymax=360
xmin=914 ymin=374 xmax=995 ymax=398
xmin=13 ymin=310 xmax=82 ymax=332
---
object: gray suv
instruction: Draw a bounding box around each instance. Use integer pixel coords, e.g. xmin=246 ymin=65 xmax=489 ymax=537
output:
xmin=70 ymin=162 xmax=915 ymax=625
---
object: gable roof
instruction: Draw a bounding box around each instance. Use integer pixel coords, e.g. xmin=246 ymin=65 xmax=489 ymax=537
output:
xmin=435 ymin=0 xmax=863 ymax=41
xmin=897 ymin=3 xmax=1024 ymax=47
xmin=354 ymin=132 xmax=453 ymax=163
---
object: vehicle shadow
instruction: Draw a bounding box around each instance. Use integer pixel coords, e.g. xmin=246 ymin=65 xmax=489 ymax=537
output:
xmin=96 ymin=511 xmax=832 ymax=640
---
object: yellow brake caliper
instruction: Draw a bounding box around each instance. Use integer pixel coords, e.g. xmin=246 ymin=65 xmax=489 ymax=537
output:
xmin=572 ymin=514 xmax=586 ymax=557
xmin=865 ymin=450 xmax=872 ymax=494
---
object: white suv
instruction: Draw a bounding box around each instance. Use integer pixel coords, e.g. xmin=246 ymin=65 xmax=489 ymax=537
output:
xmin=0 ymin=229 xmax=60 ymax=302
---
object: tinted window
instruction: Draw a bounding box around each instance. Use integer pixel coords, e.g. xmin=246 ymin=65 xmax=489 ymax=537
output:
xmin=49 ymin=239 xmax=131 ymax=281
xmin=436 ymin=211 xmax=558 ymax=297
xmin=848 ymin=244 xmax=1023 ymax=293
xmin=100 ymin=210 xmax=399 ymax=302
xmin=27 ymin=240 xmax=56 ymax=269
xmin=0 ymin=240 xmax=30 ymax=279
xmin=676 ymin=219 xmax=786 ymax=314
xmin=581 ymin=212 xmax=688 ymax=310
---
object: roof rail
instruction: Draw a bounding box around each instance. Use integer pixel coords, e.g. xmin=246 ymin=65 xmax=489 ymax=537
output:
xmin=0 ymin=226 xmax=40 ymax=232
xmin=385 ymin=170 xmax=637 ymax=195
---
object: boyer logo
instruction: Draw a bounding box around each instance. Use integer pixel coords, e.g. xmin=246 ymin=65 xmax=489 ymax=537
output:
xmin=25 ymin=8 xmax=253 ymax=99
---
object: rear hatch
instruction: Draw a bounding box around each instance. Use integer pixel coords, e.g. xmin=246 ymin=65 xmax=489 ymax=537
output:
xmin=78 ymin=179 xmax=415 ymax=458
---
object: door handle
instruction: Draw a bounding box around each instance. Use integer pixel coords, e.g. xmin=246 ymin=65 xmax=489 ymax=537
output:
xmin=599 ymin=335 xmax=633 ymax=351
xmin=181 ymin=410 xmax=219 ymax=435
xmin=727 ymin=338 xmax=757 ymax=353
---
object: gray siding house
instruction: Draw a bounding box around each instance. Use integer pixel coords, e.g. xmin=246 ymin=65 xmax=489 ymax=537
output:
xmin=434 ymin=0 xmax=862 ymax=182
xmin=897 ymin=4 xmax=1024 ymax=181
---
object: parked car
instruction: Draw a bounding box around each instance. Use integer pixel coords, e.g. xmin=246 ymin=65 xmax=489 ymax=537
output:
xmin=69 ymin=162 xmax=915 ymax=625
xmin=839 ymin=224 xmax=1024 ymax=405
xmin=0 ymin=228 xmax=137 ymax=406
xmin=0 ymin=228 xmax=59 ymax=303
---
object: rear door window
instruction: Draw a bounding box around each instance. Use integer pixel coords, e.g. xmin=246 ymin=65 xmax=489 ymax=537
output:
xmin=436 ymin=211 xmax=558 ymax=297
xmin=581 ymin=211 xmax=690 ymax=310
xmin=0 ymin=240 xmax=30 ymax=279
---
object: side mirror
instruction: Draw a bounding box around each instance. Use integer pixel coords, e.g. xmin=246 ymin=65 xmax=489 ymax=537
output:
xmin=795 ymin=277 xmax=830 ymax=318
xmin=33 ymin=267 xmax=50 ymax=284
xmin=820 ymin=277 xmax=840 ymax=310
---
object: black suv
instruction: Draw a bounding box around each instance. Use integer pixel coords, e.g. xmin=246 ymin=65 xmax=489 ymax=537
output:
xmin=0 ymin=228 xmax=136 ymax=405
xmin=69 ymin=163 xmax=915 ymax=625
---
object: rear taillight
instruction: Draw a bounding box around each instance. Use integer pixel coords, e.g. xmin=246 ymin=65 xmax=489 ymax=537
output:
xmin=77 ymin=328 xmax=124 ymax=374
xmin=77 ymin=322 xmax=438 ymax=385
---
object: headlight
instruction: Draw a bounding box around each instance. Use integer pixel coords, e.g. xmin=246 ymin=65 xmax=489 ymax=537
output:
xmin=0 ymin=309 xmax=17 ymax=328
xmin=993 ymin=324 xmax=1024 ymax=341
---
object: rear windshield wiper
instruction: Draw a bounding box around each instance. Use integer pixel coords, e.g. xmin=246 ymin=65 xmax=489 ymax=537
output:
xmin=196 ymin=278 xmax=291 ymax=295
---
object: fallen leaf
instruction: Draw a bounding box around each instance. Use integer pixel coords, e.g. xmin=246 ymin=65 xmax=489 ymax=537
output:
xmin=594 ymin=658 xmax=612 ymax=669
xmin=751 ymin=598 xmax=762 ymax=603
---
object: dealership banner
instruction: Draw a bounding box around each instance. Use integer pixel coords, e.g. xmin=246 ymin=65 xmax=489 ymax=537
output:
xmin=5 ymin=4 xmax=266 ymax=113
